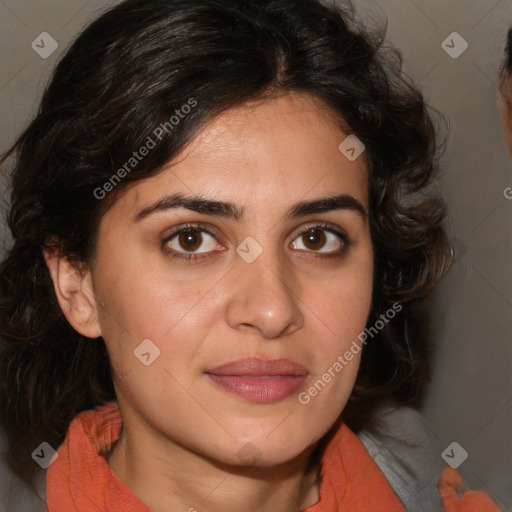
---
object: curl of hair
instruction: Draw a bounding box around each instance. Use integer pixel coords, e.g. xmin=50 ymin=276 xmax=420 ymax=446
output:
xmin=499 ymin=27 xmax=512 ymax=130
xmin=0 ymin=0 xmax=452 ymax=485
xmin=500 ymin=27 xmax=512 ymax=89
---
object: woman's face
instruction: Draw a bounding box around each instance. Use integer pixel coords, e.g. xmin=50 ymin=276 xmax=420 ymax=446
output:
xmin=89 ymin=92 xmax=373 ymax=467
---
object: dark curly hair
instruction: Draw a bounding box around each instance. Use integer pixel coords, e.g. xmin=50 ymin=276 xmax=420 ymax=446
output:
xmin=500 ymin=28 xmax=512 ymax=122
xmin=500 ymin=28 xmax=512 ymax=84
xmin=0 ymin=0 xmax=452 ymax=487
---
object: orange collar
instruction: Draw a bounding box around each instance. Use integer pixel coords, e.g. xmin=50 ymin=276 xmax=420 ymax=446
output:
xmin=51 ymin=401 xmax=483 ymax=511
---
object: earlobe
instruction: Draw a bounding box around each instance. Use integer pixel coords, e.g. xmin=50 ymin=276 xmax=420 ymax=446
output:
xmin=43 ymin=249 xmax=102 ymax=339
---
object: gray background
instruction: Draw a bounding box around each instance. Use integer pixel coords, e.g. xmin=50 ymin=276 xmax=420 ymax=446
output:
xmin=0 ymin=0 xmax=511 ymax=509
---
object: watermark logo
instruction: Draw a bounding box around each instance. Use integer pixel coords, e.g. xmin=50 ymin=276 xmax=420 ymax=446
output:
xmin=451 ymin=236 xmax=468 ymax=263
xmin=442 ymin=441 xmax=468 ymax=469
xmin=338 ymin=134 xmax=365 ymax=162
xmin=32 ymin=442 xmax=58 ymax=469
xmin=134 ymin=338 xmax=161 ymax=366
xmin=441 ymin=32 xmax=468 ymax=60
xmin=237 ymin=442 xmax=263 ymax=464
xmin=236 ymin=237 xmax=264 ymax=264
xmin=31 ymin=32 xmax=58 ymax=59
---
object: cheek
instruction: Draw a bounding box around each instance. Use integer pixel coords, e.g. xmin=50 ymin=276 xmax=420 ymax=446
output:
xmin=307 ymin=253 xmax=373 ymax=343
xmin=300 ymin=247 xmax=373 ymax=391
xmin=92 ymin=250 xmax=229 ymax=397
xmin=321 ymin=276 xmax=372 ymax=329
xmin=94 ymin=245 xmax=217 ymax=337
xmin=307 ymin=283 xmax=370 ymax=382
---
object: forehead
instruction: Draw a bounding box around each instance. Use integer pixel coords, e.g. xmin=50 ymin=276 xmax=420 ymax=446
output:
xmin=109 ymin=92 xmax=369 ymax=221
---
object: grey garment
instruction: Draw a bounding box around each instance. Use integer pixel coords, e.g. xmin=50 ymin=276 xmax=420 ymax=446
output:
xmin=0 ymin=406 xmax=443 ymax=512
xmin=357 ymin=405 xmax=445 ymax=512
xmin=0 ymin=455 xmax=47 ymax=512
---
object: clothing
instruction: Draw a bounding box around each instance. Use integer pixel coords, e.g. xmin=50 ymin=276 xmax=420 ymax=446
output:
xmin=357 ymin=406 xmax=504 ymax=512
xmin=44 ymin=402 xmax=501 ymax=512
xmin=46 ymin=402 xmax=406 ymax=511
xmin=0 ymin=403 xmax=502 ymax=511
xmin=358 ymin=406 xmax=445 ymax=511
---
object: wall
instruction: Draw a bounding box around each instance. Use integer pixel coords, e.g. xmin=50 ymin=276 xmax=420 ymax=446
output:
xmin=353 ymin=0 xmax=512 ymax=507
xmin=1 ymin=0 xmax=511 ymax=508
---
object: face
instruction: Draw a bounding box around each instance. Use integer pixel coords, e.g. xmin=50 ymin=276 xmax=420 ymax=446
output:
xmin=64 ymin=92 xmax=373 ymax=468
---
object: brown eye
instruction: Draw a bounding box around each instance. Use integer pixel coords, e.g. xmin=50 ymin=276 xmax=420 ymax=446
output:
xmin=178 ymin=230 xmax=203 ymax=251
xmin=302 ymin=229 xmax=327 ymax=251
xmin=291 ymin=225 xmax=345 ymax=255
xmin=165 ymin=227 xmax=221 ymax=256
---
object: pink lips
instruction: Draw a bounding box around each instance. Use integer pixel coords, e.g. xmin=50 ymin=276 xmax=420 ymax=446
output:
xmin=205 ymin=358 xmax=309 ymax=403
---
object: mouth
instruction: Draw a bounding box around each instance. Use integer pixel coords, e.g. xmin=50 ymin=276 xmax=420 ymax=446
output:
xmin=205 ymin=358 xmax=309 ymax=403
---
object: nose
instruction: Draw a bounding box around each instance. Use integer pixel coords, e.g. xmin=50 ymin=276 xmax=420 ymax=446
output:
xmin=224 ymin=248 xmax=304 ymax=339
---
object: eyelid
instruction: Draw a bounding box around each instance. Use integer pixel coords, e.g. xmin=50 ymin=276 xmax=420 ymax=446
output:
xmin=162 ymin=222 xmax=224 ymax=245
xmin=161 ymin=222 xmax=226 ymax=260
xmin=292 ymin=221 xmax=350 ymax=244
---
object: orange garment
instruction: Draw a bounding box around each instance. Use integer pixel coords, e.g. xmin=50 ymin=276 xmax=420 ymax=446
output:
xmin=46 ymin=402 xmax=502 ymax=512
xmin=438 ymin=467 xmax=502 ymax=512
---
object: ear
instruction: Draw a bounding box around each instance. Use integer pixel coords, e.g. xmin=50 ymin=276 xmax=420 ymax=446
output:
xmin=43 ymin=249 xmax=102 ymax=339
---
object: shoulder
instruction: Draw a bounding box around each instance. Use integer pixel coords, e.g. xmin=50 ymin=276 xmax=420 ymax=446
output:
xmin=357 ymin=405 xmax=445 ymax=512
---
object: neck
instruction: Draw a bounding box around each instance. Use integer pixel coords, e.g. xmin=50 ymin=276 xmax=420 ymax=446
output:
xmin=107 ymin=426 xmax=322 ymax=512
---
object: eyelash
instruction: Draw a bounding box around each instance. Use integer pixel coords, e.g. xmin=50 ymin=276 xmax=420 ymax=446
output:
xmin=161 ymin=222 xmax=352 ymax=262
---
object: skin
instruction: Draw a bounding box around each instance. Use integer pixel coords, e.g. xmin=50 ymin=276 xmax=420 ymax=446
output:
xmin=45 ymin=92 xmax=374 ymax=512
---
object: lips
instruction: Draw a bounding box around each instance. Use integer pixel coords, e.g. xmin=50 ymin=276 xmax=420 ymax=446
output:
xmin=205 ymin=358 xmax=309 ymax=403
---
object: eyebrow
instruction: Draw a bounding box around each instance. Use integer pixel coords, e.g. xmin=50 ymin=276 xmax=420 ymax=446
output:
xmin=133 ymin=192 xmax=367 ymax=223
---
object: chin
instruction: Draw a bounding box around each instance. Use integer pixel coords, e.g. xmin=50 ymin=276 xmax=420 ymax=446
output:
xmin=218 ymin=442 xmax=317 ymax=471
